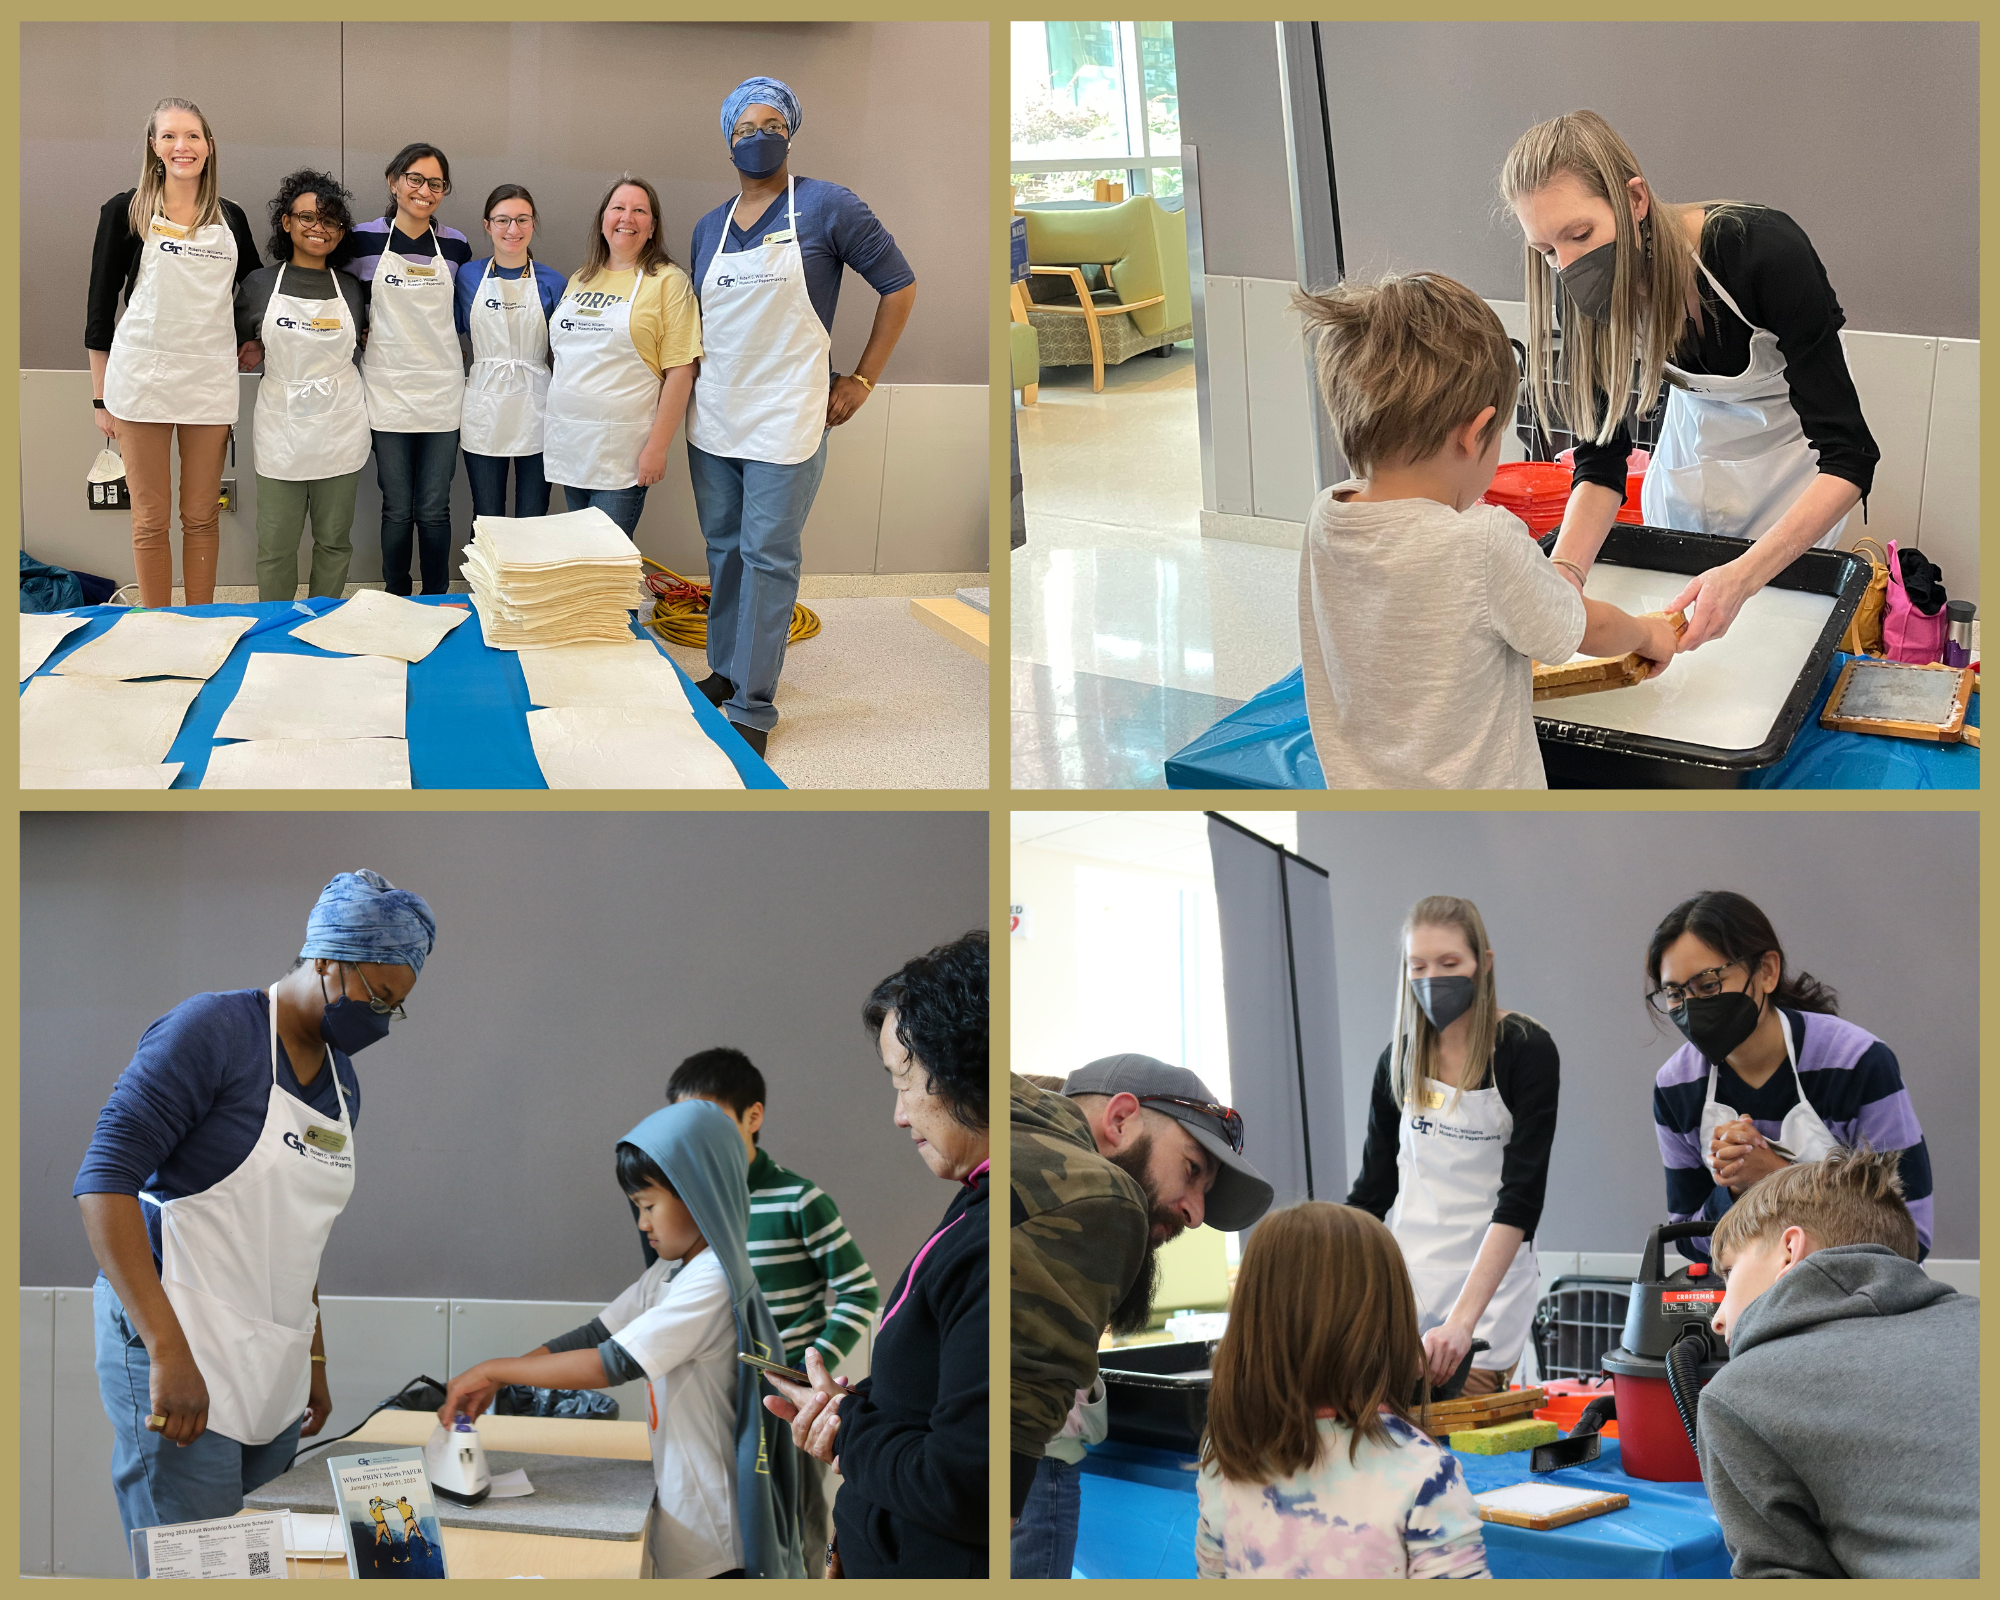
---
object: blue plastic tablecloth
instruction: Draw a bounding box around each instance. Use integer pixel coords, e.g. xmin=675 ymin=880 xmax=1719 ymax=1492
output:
xmin=1074 ymin=1435 xmax=1730 ymax=1580
xmin=1165 ymin=655 xmax=1977 ymax=790
xmin=21 ymin=597 xmax=784 ymax=790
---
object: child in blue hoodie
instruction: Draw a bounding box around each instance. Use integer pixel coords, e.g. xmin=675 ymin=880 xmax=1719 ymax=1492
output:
xmin=439 ymin=1100 xmax=804 ymax=1579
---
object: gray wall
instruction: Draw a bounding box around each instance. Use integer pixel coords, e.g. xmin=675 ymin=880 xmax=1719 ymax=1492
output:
xmin=1176 ymin=22 xmax=1295 ymax=282
xmin=1294 ymin=811 xmax=1977 ymax=1260
xmin=23 ymin=20 xmax=986 ymax=381
xmin=22 ymin=811 xmax=988 ymax=1298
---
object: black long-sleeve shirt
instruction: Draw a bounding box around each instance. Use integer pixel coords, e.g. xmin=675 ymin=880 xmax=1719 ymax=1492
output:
xmin=832 ymin=1167 xmax=987 ymax=1578
xmin=85 ymin=190 xmax=262 ymax=352
xmin=1574 ymin=205 xmax=1879 ymax=502
xmin=1346 ymin=1014 xmax=1560 ymax=1240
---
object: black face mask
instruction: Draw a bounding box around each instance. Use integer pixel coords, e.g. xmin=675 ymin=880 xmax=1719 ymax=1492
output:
xmin=1411 ymin=975 xmax=1476 ymax=1032
xmin=1558 ymin=240 xmax=1618 ymax=323
xmin=1670 ymin=990 xmax=1763 ymax=1065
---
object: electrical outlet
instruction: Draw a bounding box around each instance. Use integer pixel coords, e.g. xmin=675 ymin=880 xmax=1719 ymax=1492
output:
xmin=218 ymin=478 xmax=237 ymax=511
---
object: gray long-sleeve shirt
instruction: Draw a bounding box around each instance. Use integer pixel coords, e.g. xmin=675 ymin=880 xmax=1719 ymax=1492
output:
xmin=233 ymin=264 xmax=368 ymax=363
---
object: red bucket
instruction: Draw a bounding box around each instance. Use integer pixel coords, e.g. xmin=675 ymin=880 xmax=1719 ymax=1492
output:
xmin=1607 ymin=1370 xmax=1702 ymax=1481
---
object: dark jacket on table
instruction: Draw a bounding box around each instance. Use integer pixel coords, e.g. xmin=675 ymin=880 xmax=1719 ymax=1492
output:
xmin=86 ymin=191 xmax=261 ymax=351
xmin=831 ymin=1164 xmax=988 ymax=1578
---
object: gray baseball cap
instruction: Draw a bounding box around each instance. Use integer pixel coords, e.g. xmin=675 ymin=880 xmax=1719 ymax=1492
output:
xmin=1064 ymin=1053 xmax=1274 ymax=1231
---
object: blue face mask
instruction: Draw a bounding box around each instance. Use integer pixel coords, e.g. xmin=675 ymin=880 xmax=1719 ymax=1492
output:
xmin=730 ymin=130 xmax=789 ymax=178
xmin=319 ymin=968 xmax=396 ymax=1055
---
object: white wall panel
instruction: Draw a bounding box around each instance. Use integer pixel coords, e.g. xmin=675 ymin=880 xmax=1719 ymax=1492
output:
xmin=448 ymin=1298 xmax=648 ymax=1422
xmin=1918 ymin=338 xmax=1979 ymax=606
xmin=1242 ymin=277 xmax=1318 ymax=523
xmin=1201 ymin=275 xmax=1254 ymax=515
xmin=874 ymin=384 xmax=989 ymax=574
xmin=50 ymin=1285 xmax=127 ymax=1577
xmin=21 ymin=1289 xmax=56 ymax=1575
xmin=315 ymin=1295 xmax=451 ymax=1445
xmin=1839 ymin=329 xmax=1936 ymax=555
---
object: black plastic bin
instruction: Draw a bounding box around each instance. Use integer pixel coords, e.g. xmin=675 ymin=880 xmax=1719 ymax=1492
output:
xmin=1099 ymin=1340 xmax=1215 ymax=1454
xmin=1535 ymin=524 xmax=1870 ymax=788
xmin=1531 ymin=1275 xmax=1634 ymax=1384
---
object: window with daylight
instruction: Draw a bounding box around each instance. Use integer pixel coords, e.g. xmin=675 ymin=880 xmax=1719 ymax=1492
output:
xmin=1010 ymin=21 xmax=1181 ymax=206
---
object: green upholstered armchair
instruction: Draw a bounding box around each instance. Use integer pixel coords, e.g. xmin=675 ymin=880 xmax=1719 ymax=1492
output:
xmin=1022 ymin=198 xmax=1194 ymax=392
xmin=1009 ymin=283 xmax=1041 ymax=404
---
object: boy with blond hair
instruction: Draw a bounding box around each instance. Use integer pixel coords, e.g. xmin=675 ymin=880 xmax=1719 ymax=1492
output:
xmin=1701 ymin=1147 xmax=1976 ymax=1578
xmin=1293 ymin=272 xmax=1678 ymax=788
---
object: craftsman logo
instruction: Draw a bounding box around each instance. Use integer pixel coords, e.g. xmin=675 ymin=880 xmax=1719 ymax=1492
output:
xmin=1661 ymin=1289 xmax=1724 ymax=1304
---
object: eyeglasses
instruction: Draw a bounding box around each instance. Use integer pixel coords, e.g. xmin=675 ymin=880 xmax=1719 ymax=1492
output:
xmin=288 ymin=212 xmax=346 ymax=234
xmin=488 ymin=216 xmax=533 ymax=233
xmin=1648 ymin=962 xmax=1745 ymax=1014
xmin=348 ymin=964 xmax=408 ymax=1021
xmin=732 ymin=121 xmax=788 ymax=142
xmin=399 ymin=174 xmax=448 ymax=196
xmin=1138 ymin=1094 xmax=1244 ymax=1154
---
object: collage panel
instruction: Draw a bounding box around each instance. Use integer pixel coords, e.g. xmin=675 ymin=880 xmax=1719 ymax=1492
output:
xmin=1007 ymin=808 xmax=1977 ymax=1578
xmin=20 ymin=19 xmax=990 ymax=794
xmin=21 ymin=809 xmax=990 ymax=1579
xmin=1009 ymin=21 xmax=1978 ymax=791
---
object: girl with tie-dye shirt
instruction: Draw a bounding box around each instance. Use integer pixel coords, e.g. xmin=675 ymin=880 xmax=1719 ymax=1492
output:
xmin=1195 ymin=1203 xmax=1490 ymax=1580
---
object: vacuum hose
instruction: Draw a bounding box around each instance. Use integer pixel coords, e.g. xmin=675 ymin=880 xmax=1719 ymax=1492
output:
xmin=1663 ymin=1332 xmax=1710 ymax=1452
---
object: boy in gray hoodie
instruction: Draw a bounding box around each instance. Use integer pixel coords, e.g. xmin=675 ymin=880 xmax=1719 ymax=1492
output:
xmin=1703 ymin=1147 xmax=1977 ymax=1578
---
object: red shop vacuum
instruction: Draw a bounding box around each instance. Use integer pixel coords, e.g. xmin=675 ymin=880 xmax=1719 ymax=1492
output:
xmin=1532 ymin=1221 xmax=1729 ymax=1482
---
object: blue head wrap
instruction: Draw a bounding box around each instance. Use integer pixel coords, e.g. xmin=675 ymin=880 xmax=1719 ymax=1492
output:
xmin=620 ymin=1102 xmax=805 ymax=1579
xmin=720 ymin=76 xmax=801 ymax=140
xmin=299 ymin=869 xmax=437 ymax=974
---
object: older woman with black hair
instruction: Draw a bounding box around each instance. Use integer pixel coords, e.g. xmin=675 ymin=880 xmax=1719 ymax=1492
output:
xmin=764 ymin=930 xmax=988 ymax=1579
xmin=235 ymin=169 xmax=370 ymax=600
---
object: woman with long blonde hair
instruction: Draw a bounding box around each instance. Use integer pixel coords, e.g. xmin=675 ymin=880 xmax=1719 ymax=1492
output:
xmin=1346 ymin=896 xmax=1560 ymax=1397
xmin=86 ymin=97 xmax=263 ymax=607
xmin=1501 ymin=111 xmax=1879 ymax=650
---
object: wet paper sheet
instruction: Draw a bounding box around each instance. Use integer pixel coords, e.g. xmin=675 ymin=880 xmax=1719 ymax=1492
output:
xmin=53 ymin=610 xmax=256 ymax=681
xmin=20 ymin=613 xmax=89 ymax=681
xmin=213 ymin=652 xmax=406 ymax=742
xmin=290 ymin=589 xmax=472 ymax=663
xmin=518 ymin=641 xmax=686 ymax=708
xmin=527 ymin=706 xmax=744 ymax=789
xmin=202 ymin=738 xmax=412 ymax=789
xmin=19 ymin=676 xmax=202 ymax=772
xmin=21 ymin=762 xmax=183 ymax=789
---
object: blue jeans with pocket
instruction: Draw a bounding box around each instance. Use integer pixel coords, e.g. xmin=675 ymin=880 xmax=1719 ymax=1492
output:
xmin=464 ymin=451 xmax=551 ymax=521
xmin=557 ymin=482 xmax=649 ymax=537
xmin=374 ymin=429 xmax=459 ymax=595
xmin=94 ymin=1275 xmax=305 ymax=1538
xmin=687 ymin=433 xmax=830 ymax=733
xmin=1009 ymin=1453 xmax=1083 ymax=1578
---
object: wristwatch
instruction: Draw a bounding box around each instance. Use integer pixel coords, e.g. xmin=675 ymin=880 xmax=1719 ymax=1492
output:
xmin=92 ymin=399 xmax=107 ymax=410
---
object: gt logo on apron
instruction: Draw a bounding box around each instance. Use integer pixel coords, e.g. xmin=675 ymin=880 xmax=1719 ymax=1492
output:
xmin=462 ymin=256 xmax=550 ymax=459
xmin=361 ymin=225 xmax=464 ymax=434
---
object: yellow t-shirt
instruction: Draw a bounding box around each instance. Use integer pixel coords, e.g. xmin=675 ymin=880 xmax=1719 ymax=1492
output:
xmin=564 ymin=262 xmax=702 ymax=379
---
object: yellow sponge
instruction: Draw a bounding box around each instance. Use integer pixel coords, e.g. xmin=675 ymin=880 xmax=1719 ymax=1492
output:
xmin=1449 ymin=1419 xmax=1561 ymax=1455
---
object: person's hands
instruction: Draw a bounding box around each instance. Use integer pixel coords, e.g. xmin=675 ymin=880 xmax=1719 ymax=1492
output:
xmin=437 ymin=1364 xmax=501 ymax=1427
xmin=1633 ymin=614 xmax=1680 ymax=679
xmin=148 ymin=1344 xmax=210 ymax=1448
xmin=760 ymin=1347 xmax=851 ymax=1465
xmin=301 ymin=1361 xmax=333 ymax=1437
xmin=1421 ymin=1320 xmax=1475 ymax=1388
xmin=635 ymin=440 xmax=669 ymax=488
xmin=1668 ymin=560 xmax=1757 ymax=651
xmin=1711 ymin=1118 xmax=1789 ymax=1195
xmin=826 ymin=375 xmax=872 ymax=428
xmin=237 ymin=339 xmax=265 ymax=372
xmin=94 ymin=405 xmax=119 ymax=443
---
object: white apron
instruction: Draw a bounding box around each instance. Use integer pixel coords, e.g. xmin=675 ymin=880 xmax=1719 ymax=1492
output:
xmin=461 ymin=257 xmax=550 ymax=458
xmin=685 ymin=178 xmax=831 ymax=467
xmin=1642 ymin=257 xmax=1848 ymax=548
xmin=543 ymin=270 xmax=660 ymax=490
xmin=102 ymin=211 xmax=240 ymax=426
xmin=360 ymin=226 xmax=463 ymax=433
xmin=141 ymin=989 xmax=355 ymax=1446
xmin=254 ymin=263 xmax=372 ymax=481
xmin=1388 ymin=1071 xmax=1540 ymax=1371
xmin=1699 ymin=1010 xmax=1840 ymax=1183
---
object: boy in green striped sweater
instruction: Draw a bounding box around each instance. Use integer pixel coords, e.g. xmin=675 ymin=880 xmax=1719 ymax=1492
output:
xmin=668 ymin=1048 xmax=880 ymax=1569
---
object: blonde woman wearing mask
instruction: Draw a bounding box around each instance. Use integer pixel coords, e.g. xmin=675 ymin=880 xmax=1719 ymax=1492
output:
xmin=86 ymin=97 xmax=264 ymax=607
xmin=1346 ymin=896 xmax=1560 ymax=1397
xmin=1502 ymin=111 xmax=1879 ymax=650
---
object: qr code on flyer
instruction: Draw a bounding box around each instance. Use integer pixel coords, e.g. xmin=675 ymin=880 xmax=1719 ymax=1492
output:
xmin=248 ymin=1549 xmax=271 ymax=1576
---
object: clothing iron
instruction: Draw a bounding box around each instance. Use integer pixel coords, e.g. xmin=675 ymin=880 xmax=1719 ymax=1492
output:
xmin=423 ymin=1416 xmax=491 ymax=1505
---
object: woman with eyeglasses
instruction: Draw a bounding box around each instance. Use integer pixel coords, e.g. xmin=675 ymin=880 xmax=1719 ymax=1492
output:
xmin=1346 ymin=896 xmax=1560 ymax=1398
xmin=455 ymin=185 xmax=566 ymax=521
xmin=234 ymin=170 xmax=371 ymax=601
xmin=1647 ymin=890 xmax=1932 ymax=1263
xmin=331 ymin=143 xmax=473 ymax=595
xmin=86 ymin=96 xmax=264 ymax=608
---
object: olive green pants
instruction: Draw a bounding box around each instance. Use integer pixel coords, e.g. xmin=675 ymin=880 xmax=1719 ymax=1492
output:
xmin=255 ymin=470 xmax=361 ymax=602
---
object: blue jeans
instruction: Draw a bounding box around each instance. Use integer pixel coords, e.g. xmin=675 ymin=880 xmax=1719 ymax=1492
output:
xmin=464 ymin=450 xmax=551 ymax=520
xmin=1009 ymin=1454 xmax=1083 ymax=1578
xmin=93 ymin=1276 xmax=305 ymax=1537
xmin=557 ymin=483 xmax=648 ymax=537
xmin=374 ymin=429 xmax=459 ymax=594
xmin=687 ymin=433 xmax=830 ymax=733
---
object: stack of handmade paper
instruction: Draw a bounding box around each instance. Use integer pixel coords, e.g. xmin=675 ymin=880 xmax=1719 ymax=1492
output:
xmin=461 ymin=508 xmax=644 ymax=650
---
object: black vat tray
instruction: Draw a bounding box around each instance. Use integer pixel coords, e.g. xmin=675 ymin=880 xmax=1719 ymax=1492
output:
xmin=1099 ymin=1339 xmax=1215 ymax=1454
xmin=1535 ymin=524 xmax=1869 ymax=788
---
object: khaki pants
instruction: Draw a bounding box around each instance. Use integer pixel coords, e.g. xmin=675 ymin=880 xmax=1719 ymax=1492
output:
xmin=1459 ymin=1362 xmax=1521 ymax=1398
xmin=114 ymin=419 xmax=229 ymax=608
xmin=256 ymin=470 xmax=361 ymax=601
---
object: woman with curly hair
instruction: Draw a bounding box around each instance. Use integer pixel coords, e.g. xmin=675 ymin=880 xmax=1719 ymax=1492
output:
xmin=763 ymin=930 xmax=988 ymax=1579
xmin=234 ymin=169 xmax=370 ymax=600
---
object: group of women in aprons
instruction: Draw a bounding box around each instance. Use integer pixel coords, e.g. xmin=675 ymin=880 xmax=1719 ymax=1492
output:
xmin=1346 ymin=889 xmax=1931 ymax=1391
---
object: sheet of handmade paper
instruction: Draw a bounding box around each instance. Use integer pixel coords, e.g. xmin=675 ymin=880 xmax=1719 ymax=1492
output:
xmin=289 ymin=590 xmax=471 ymax=663
xmin=20 ymin=613 xmax=89 ymax=681
xmin=526 ymin=706 xmax=744 ymax=789
xmin=472 ymin=508 xmax=639 ymax=567
xmin=518 ymin=642 xmax=686 ymax=708
xmin=212 ymin=652 xmax=406 ymax=742
xmin=52 ymin=611 xmax=256 ymax=681
xmin=20 ymin=762 xmax=183 ymax=789
xmin=19 ymin=676 xmax=202 ymax=770
xmin=203 ymin=738 xmax=412 ymax=789
xmin=1548 ymin=566 xmax=1834 ymax=750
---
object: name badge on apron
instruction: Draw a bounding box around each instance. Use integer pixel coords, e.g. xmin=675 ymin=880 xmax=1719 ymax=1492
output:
xmin=403 ymin=265 xmax=438 ymax=278
xmin=303 ymin=1125 xmax=348 ymax=1154
xmin=1421 ymin=1087 xmax=1448 ymax=1111
xmin=763 ymin=229 xmax=796 ymax=246
xmin=151 ymin=219 xmax=189 ymax=240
